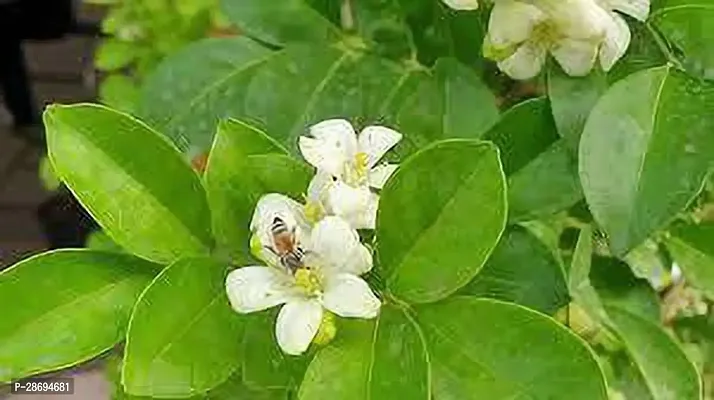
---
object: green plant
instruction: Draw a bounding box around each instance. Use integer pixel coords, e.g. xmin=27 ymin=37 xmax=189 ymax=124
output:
xmin=3 ymin=0 xmax=714 ymax=398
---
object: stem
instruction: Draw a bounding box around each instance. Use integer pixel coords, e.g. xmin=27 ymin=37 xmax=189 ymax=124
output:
xmin=645 ymin=22 xmax=685 ymax=71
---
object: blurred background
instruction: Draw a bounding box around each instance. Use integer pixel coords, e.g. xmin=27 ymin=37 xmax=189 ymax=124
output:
xmin=0 ymin=1 xmax=234 ymax=398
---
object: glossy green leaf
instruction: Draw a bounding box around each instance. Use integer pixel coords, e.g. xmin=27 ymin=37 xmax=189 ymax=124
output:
xmin=298 ymin=305 xmax=429 ymax=400
xmin=393 ymin=58 xmax=499 ymax=154
xmin=219 ymin=0 xmax=341 ymax=46
xmin=45 ymin=104 xmax=213 ymax=264
xmin=507 ymin=140 xmax=582 ymax=222
xmin=204 ymin=119 xmax=312 ymax=259
xmin=123 ymin=258 xmax=245 ymax=397
xmin=460 ymin=226 xmax=569 ymax=315
xmin=579 ymin=66 xmax=714 ymax=255
xmin=0 ymin=250 xmax=157 ymax=383
xmin=666 ymin=222 xmax=714 ymax=299
xmin=547 ymin=65 xmax=607 ymax=153
xmin=139 ymin=37 xmax=272 ymax=151
xmin=485 ymin=98 xmax=582 ymax=221
xmin=417 ymin=297 xmax=608 ymax=400
xmin=242 ymin=309 xmax=308 ymax=390
xmin=653 ymin=4 xmax=714 ymax=80
xmin=86 ymin=230 xmax=124 ymax=253
xmin=148 ymin=44 xmax=412 ymax=154
xmin=377 ymin=140 xmax=507 ymax=304
xmin=606 ymin=307 xmax=702 ymax=400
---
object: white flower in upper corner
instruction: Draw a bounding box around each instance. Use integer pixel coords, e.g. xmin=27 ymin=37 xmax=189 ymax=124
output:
xmin=442 ymin=0 xmax=480 ymax=10
xmin=595 ymin=0 xmax=650 ymax=70
xmin=484 ymin=0 xmax=611 ymax=79
xmin=299 ymin=119 xmax=402 ymax=230
xmin=226 ymin=194 xmax=380 ymax=356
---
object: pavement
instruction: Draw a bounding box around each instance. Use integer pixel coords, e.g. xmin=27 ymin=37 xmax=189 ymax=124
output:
xmin=0 ymin=26 xmax=111 ymax=400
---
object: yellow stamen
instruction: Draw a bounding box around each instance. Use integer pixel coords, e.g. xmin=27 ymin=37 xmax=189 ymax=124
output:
xmin=354 ymin=152 xmax=369 ymax=180
xmin=304 ymin=201 xmax=325 ymax=225
xmin=312 ymin=311 xmax=337 ymax=346
xmin=294 ymin=268 xmax=321 ymax=294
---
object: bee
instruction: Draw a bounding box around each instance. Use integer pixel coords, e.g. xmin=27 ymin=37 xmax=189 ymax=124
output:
xmin=266 ymin=217 xmax=306 ymax=273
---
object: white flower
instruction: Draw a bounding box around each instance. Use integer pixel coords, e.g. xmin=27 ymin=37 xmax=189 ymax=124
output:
xmin=299 ymin=119 xmax=402 ymax=229
xmin=226 ymin=194 xmax=380 ymax=355
xmin=442 ymin=0 xmax=480 ymax=10
xmin=595 ymin=0 xmax=650 ymax=70
xmin=484 ymin=0 xmax=611 ymax=79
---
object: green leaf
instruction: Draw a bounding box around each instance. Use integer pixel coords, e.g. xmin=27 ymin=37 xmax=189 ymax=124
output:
xmin=0 ymin=250 xmax=157 ymax=383
xmin=417 ymin=297 xmax=608 ymax=400
xmin=219 ymin=0 xmax=341 ymax=46
xmin=377 ymin=140 xmax=507 ymax=304
xmin=547 ymin=65 xmax=607 ymax=153
xmin=607 ymin=20 xmax=667 ymax=84
xmin=579 ymin=66 xmax=714 ymax=256
xmin=485 ymin=98 xmax=582 ymax=221
xmin=123 ymin=257 xmax=245 ymax=397
xmin=298 ymin=305 xmax=429 ymax=400
xmin=606 ymin=307 xmax=702 ymax=400
xmin=653 ymin=4 xmax=714 ymax=81
xmin=139 ymin=37 xmax=272 ymax=151
xmin=590 ymin=256 xmax=661 ymax=324
xmin=507 ymin=140 xmax=582 ymax=222
xmin=86 ymin=230 xmax=124 ymax=253
xmin=393 ymin=58 xmax=499 ymax=154
xmin=242 ymin=309 xmax=308 ymax=390
xmin=569 ymin=226 xmax=610 ymax=324
xmin=204 ymin=119 xmax=312 ymax=259
xmin=95 ymin=39 xmax=137 ymax=71
xmin=460 ymin=226 xmax=569 ymax=315
xmin=666 ymin=222 xmax=714 ymax=299
xmin=146 ymin=44 xmax=412 ymax=154
xmin=45 ymin=104 xmax=213 ymax=264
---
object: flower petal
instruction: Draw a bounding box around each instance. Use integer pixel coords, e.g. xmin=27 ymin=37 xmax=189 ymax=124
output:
xmin=357 ymin=126 xmax=402 ymax=168
xmin=275 ymin=299 xmax=323 ymax=355
xmin=599 ymin=13 xmax=631 ymax=71
xmin=310 ymin=215 xmax=373 ymax=275
xmin=498 ymin=42 xmax=547 ymax=80
xmin=487 ymin=1 xmax=545 ymax=48
xmin=540 ymin=0 xmax=610 ymax=40
xmin=307 ymin=170 xmax=334 ymax=206
xmin=551 ymin=38 xmax=599 ymax=77
xmin=299 ymin=119 xmax=357 ymax=177
xmin=368 ymin=164 xmax=398 ymax=190
xmin=327 ymin=182 xmax=380 ymax=230
xmin=442 ymin=0 xmax=479 ymax=11
xmin=226 ymin=266 xmax=299 ymax=313
xmin=323 ymin=273 xmax=381 ymax=318
xmin=250 ymin=193 xmax=310 ymax=254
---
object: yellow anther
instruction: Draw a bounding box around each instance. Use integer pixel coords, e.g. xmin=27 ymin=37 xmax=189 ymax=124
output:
xmin=294 ymin=268 xmax=321 ymax=294
xmin=313 ymin=311 xmax=337 ymax=346
xmin=354 ymin=152 xmax=370 ymax=179
xmin=304 ymin=201 xmax=325 ymax=225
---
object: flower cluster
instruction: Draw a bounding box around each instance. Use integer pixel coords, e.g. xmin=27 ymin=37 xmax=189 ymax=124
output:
xmin=444 ymin=0 xmax=650 ymax=79
xmin=225 ymin=119 xmax=402 ymax=355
